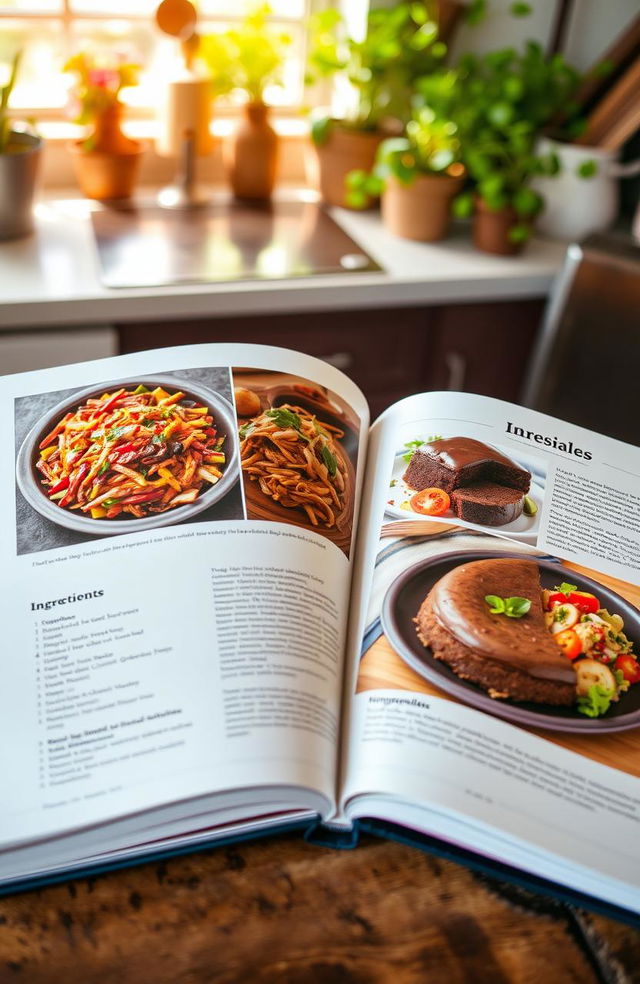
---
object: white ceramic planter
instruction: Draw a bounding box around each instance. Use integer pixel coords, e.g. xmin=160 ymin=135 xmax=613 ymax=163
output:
xmin=533 ymin=138 xmax=640 ymax=241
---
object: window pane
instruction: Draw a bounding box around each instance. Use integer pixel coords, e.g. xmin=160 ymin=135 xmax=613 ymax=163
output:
xmin=198 ymin=0 xmax=306 ymax=17
xmin=69 ymin=19 xmax=154 ymax=66
xmin=0 ymin=0 xmax=61 ymax=10
xmin=0 ymin=20 xmax=66 ymax=108
xmin=70 ymin=0 xmax=156 ymax=14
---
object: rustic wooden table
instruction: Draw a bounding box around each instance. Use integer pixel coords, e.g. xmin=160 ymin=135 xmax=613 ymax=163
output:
xmin=0 ymin=834 xmax=638 ymax=983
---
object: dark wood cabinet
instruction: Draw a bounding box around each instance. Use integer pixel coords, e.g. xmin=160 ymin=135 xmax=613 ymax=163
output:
xmin=118 ymin=297 xmax=545 ymax=417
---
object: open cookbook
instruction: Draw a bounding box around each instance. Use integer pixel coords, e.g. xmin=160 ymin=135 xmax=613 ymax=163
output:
xmin=2 ymin=342 xmax=640 ymax=924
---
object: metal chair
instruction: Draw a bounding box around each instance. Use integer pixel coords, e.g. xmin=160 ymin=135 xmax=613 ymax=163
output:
xmin=522 ymin=232 xmax=640 ymax=447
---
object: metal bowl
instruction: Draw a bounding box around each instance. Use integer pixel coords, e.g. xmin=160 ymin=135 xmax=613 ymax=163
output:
xmin=16 ymin=374 xmax=239 ymax=536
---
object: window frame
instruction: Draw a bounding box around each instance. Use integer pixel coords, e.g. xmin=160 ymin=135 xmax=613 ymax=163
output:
xmin=0 ymin=0 xmax=321 ymax=121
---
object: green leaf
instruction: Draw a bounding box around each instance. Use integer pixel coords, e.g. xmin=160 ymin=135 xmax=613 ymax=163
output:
xmin=485 ymin=595 xmax=531 ymax=618
xmin=577 ymin=159 xmax=598 ymax=179
xmin=320 ymin=442 xmax=337 ymax=478
xmin=452 ymin=192 xmax=474 ymax=219
xmin=513 ymin=187 xmax=543 ymax=217
xmin=509 ymin=2 xmax=532 ymax=16
xmin=576 ymin=684 xmax=614 ymax=718
xmin=485 ymin=595 xmax=506 ymax=614
xmin=310 ymin=116 xmax=333 ymax=147
xmin=556 ymin=582 xmax=578 ymax=595
xmin=504 ymin=597 xmax=532 ymax=618
xmin=265 ymin=407 xmax=303 ymax=431
xmin=508 ymin=224 xmax=530 ymax=243
xmin=465 ymin=0 xmax=487 ymax=25
xmin=345 ymin=189 xmax=368 ymax=209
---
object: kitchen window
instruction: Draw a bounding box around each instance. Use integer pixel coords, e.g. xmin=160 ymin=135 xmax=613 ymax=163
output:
xmin=0 ymin=0 xmax=314 ymax=119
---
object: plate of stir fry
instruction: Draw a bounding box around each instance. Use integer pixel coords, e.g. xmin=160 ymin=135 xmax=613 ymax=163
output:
xmin=17 ymin=376 xmax=239 ymax=533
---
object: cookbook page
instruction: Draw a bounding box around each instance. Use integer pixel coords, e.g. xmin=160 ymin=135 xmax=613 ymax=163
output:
xmin=339 ymin=392 xmax=640 ymax=914
xmin=0 ymin=343 xmax=368 ymax=856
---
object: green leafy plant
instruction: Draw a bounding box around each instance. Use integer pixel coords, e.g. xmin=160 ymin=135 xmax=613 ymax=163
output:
xmin=199 ymin=4 xmax=291 ymax=103
xmin=307 ymin=1 xmax=448 ymax=144
xmin=413 ymin=43 xmax=582 ymax=241
xmin=345 ymin=106 xmax=463 ymax=207
xmin=0 ymin=51 xmax=21 ymax=153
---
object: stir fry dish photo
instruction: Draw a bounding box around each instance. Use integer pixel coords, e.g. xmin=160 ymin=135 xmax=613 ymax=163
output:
xmin=240 ymin=404 xmax=347 ymax=529
xmin=35 ymin=384 xmax=227 ymax=520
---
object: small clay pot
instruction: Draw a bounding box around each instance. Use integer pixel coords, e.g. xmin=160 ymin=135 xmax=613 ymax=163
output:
xmin=307 ymin=124 xmax=383 ymax=209
xmin=225 ymin=101 xmax=278 ymax=201
xmin=69 ymin=140 xmax=145 ymax=201
xmin=473 ymin=199 xmax=522 ymax=256
xmin=381 ymin=172 xmax=465 ymax=242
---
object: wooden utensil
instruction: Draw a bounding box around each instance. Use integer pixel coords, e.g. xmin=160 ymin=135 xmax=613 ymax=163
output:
xmin=577 ymin=55 xmax=640 ymax=147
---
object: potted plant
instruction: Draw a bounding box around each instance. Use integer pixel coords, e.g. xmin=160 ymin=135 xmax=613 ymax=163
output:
xmin=199 ymin=4 xmax=291 ymax=200
xmin=346 ymin=106 xmax=465 ymax=241
xmin=306 ymin=2 xmax=448 ymax=208
xmin=432 ymin=43 xmax=581 ymax=254
xmin=65 ymin=53 xmax=144 ymax=201
xmin=0 ymin=51 xmax=42 ymax=241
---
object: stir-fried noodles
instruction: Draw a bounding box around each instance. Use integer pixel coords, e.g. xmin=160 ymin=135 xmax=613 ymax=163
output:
xmin=36 ymin=384 xmax=226 ymax=519
xmin=240 ymin=404 xmax=347 ymax=528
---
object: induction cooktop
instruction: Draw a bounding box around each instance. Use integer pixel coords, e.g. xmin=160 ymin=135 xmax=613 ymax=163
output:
xmin=90 ymin=199 xmax=381 ymax=288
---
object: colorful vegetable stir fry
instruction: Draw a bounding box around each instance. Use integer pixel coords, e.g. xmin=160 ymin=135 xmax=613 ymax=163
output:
xmin=543 ymin=581 xmax=640 ymax=717
xmin=36 ymin=384 xmax=226 ymax=519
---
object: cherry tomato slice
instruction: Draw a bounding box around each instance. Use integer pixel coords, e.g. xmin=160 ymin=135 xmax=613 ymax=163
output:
xmin=547 ymin=592 xmax=568 ymax=609
xmin=615 ymin=654 xmax=640 ymax=684
xmin=410 ymin=488 xmax=451 ymax=517
xmin=555 ymin=628 xmax=583 ymax=660
xmin=567 ymin=591 xmax=600 ymax=615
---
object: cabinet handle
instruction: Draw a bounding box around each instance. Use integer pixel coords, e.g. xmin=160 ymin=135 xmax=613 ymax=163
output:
xmin=323 ymin=351 xmax=355 ymax=371
xmin=444 ymin=351 xmax=466 ymax=391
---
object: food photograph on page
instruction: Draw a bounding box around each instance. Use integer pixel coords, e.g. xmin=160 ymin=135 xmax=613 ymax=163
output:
xmin=15 ymin=367 xmax=244 ymax=556
xmin=386 ymin=434 xmax=545 ymax=544
xmin=357 ymin=523 xmax=640 ymax=777
xmin=231 ymin=369 xmax=361 ymax=558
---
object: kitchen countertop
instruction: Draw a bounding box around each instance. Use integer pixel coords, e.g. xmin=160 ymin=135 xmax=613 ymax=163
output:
xmin=0 ymin=192 xmax=568 ymax=330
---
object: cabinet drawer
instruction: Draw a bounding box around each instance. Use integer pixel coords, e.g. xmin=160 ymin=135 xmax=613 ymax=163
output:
xmin=118 ymin=307 xmax=433 ymax=396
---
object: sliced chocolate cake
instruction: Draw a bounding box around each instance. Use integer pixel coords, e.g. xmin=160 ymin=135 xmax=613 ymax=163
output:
xmin=451 ymin=482 xmax=524 ymax=527
xmin=403 ymin=437 xmax=531 ymax=495
xmin=415 ymin=557 xmax=576 ymax=705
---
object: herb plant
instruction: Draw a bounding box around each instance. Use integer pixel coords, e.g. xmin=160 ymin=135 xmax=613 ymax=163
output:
xmin=307 ymin=1 xmax=447 ymax=145
xmin=0 ymin=51 xmax=20 ymax=153
xmin=199 ymin=4 xmax=291 ymax=103
xmin=346 ymin=106 xmax=462 ymax=207
xmin=413 ymin=43 xmax=583 ymax=242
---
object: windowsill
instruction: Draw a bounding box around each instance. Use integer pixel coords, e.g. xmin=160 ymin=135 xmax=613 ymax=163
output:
xmin=36 ymin=116 xmax=311 ymax=189
xmin=36 ymin=116 xmax=310 ymax=143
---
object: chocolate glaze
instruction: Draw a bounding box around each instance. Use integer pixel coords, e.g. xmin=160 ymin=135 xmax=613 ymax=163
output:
xmin=423 ymin=437 xmax=527 ymax=477
xmin=430 ymin=558 xmax=577 ymax=684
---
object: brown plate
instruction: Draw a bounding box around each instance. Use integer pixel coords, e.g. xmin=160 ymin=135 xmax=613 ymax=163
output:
xmin=381 ymin=549 xmax=640 ymax=733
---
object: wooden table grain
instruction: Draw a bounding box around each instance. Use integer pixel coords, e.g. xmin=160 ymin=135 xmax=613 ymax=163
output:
xmin=0 ymin=834 xmax=639 ymax=984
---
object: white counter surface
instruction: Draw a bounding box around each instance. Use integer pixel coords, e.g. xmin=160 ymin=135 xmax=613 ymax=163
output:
xmin=0 ymin=194 xmax=568 ymax=330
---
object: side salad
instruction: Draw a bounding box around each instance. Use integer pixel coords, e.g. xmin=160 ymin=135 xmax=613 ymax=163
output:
xmin=543 ymin=581 xmax=640 ymax=718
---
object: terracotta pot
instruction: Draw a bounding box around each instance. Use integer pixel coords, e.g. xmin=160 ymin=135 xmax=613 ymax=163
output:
xmin=307 ymin=125 xmax=383 ymax=209
xmin=69 ymin=140 xmax=145 ymax=201
xmin=473 ymin=200 xmax=522 ymax=256
xmin=70 ymin=105 xmax=144 ymax=201
xmin=225 ymin=101 xmax=278 ymax=201
xmin=381 ymin=172 xmax=464 ymax=242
